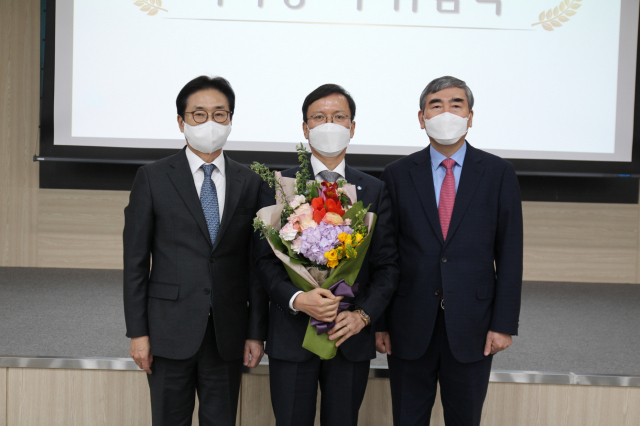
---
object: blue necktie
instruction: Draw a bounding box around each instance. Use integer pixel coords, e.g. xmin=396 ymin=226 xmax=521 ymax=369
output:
xmin=201 ymin=164 xmax=219 ymax=307
xmin=200 ymin=164 xmax=220 ymax=245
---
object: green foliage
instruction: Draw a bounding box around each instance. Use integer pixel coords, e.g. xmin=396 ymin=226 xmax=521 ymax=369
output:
xmin=269 ymin=233 xmax=287 ymax=253
xmin=253 ymin=217 xmax=277 ymax=240
xmin=295 ymin=143 xmax=313 ymax=195
xmin=342 ymin=201 xmax=371 ymax=236
xmin=251 ymin=162 xmax=288 ymax=205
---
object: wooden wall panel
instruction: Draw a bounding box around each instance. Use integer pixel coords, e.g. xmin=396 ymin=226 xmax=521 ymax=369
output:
xmin=7 ymin=368 xmax=151 ymax=426
xmin=481 ymin=382 xmax=640 ymax=426
xmin=31 ymin=194 xmax=640 ymax=286
xmin=522 ymin=201 xmax=639 ymax=283
xmin=37 ymin=189 xmax=129 ymax=269
xmin=5 ymin=369 xmax=640 ymax=426
xmin=0 ymin=368 xmax=6 ymax=426
xmin=0 ymin=0 xmax=40 ymax=267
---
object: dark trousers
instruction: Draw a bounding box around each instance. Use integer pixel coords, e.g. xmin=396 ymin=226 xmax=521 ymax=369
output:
xmin=147 ymin=313 xmax=243 ymax=426
xmin=269 ymin=350 xmax=371 ymax=426
xmin=388 ymin=305 xmax=493 ymax=426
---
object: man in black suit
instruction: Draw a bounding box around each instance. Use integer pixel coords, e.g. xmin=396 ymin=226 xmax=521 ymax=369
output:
xmin=377 ymin=76 xmax=523 ymax=426
xmin=254 ymin=84 xmax=399 ymax=426
xmin=123 ymin=76 xmax=269 ymax=426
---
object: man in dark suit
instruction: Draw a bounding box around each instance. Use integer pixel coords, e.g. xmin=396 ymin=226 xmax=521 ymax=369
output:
xmin=254 ymin=84 xmax=399 ymax=426
xmin=377 ymin=76 xmax=523 ymax=426
xmin=123 ymin=76 xmax=269 ymax=426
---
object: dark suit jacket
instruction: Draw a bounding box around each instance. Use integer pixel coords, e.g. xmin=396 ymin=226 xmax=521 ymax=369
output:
xmin=253 ymin=163 xmax=399 ymax=363
xmin=123 ymin=148 xmax=269 ymax=361
xmin=380 ymin=143 xmax=523 ymax=363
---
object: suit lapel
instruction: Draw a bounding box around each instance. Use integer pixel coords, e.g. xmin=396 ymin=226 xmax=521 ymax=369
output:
xmin=212 ymin=155 xmax=245 ymax=253
xmin=444 ymin=144 xmax=484 ymax=247
xmin=410 ymin=148 xmax=445 ymax=245
xmin=344 ymin=165 xmax=365 ymax=203
xmin=167 ymin=149 xmax=212 ymax=246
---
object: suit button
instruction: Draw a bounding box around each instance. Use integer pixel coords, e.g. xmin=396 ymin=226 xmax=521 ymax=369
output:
xmin=434 ymin=290 xmax=440 ymax=296
xmin=441 ymin=257 xmax=448 ymax=263
xmin=204 ymin=288 xmax=210 ymax=295
xmin=210 ymin=257 xmax=216 ymax=263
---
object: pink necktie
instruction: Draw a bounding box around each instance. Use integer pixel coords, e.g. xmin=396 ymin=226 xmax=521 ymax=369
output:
xmin=438 ymin=158 xmax=456 ymax=240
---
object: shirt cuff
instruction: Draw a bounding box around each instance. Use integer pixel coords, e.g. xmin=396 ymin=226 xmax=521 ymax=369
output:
xmin=289 ymin=291 xmax=304 ymax=311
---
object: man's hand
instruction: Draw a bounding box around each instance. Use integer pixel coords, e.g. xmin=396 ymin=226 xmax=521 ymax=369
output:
xmin=244 ymin=339 xmax=265 ymax=368
xmin=484 ymin=331 xmax=512 ymax=356
xmin=130 ymin=336 xmax=153 ymax=374
xmin=375 ymin=331 xmax=392 ymax=355
xmin=328 ymin=311 xmax=366 ymax=347
xmin=292 ymin=288 xmax=343 ymax=323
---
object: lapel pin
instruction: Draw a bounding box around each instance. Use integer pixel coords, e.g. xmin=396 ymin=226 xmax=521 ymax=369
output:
xmin=357 ymin=186 xmax=362 ymax=190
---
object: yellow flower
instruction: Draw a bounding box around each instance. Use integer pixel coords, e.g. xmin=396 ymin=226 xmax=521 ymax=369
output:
xmin=345 ymin=235 xmax=353 ymax=245
xmin=325 ymin=249 xmax=338 ymax=263
xmin=327 ymin=258 xmax=339 ymax=268
xmin=338 ymin=233 xmax=348 ymax=243
xmin=355 ymin=233 xmax=363 ymax=243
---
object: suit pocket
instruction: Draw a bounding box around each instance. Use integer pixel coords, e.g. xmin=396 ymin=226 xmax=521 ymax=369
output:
xmin=149 ymin=282 xmax=179 ymax=300
xmin=476 ymin=284 xmax=495 ymax=300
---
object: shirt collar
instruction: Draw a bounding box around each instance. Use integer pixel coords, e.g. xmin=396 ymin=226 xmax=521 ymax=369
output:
xmin=430 ymin=141 xmax=467 ymax=172
xmin=310 ymin=154 xmax=346 ymax=180
xmin=185 ymin=147 xmax=226 ymax=177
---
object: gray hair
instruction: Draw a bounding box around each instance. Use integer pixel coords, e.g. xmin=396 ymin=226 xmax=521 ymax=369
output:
xmin=419 ymin=76 xmax=474 ymax=111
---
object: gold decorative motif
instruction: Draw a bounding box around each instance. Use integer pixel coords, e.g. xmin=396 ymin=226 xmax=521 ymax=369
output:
xmin=133 ymin=0 xmax=167 ymax=16
xmin=532 ymin=0 xmax=582 ymax=31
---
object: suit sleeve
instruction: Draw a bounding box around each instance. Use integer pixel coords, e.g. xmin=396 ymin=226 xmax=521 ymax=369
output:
xmin=247 ymin=181 xmax=271 ymax=341
xmin=372 ymin=167 xmax=400 ymax=332
xmin=123 ymin=167 xmax=154 ymax=338
xmin=253 ymin=180 xmax=302 ymax=309
xmin=490 ymin=162 xmax=523 ymax=335
xmin=353 ymin=180 xmax=399 ymax=328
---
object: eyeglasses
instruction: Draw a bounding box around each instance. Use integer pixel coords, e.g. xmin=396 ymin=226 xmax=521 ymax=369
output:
xmin=185 ymin=110 xmax=232 ymax=124
xmin=307 ymin=113 xmax=351 ymax=125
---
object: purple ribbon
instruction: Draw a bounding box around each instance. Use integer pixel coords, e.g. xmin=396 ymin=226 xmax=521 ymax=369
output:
xmin=310 ymin=279 xmax=359 ymax=335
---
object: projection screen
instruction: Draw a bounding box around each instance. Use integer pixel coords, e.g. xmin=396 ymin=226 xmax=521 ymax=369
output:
xmin=53 ymin=0 xmax=639 ymax=162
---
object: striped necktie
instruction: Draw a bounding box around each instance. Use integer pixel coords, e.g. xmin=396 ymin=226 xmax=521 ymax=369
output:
xmin=438 ymin=158 xmax=456 ymax=240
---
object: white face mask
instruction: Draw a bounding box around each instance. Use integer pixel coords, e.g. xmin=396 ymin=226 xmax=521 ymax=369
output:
xmin=307 ymin=123 xmax=351 ymax=157
xmin=424 ymin=112 xmax=470 ymax=146
xmin=183 ymin=120 xmax=232 ymax=154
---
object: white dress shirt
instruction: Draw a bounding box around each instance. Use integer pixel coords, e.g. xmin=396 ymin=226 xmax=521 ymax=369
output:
xmin=185 ymin=147 xmax=226 ymax=222
xmin=310 ymin=155 xmax=346 ymax=183
xmin=289 ymin=155 xmax=347 ymax=311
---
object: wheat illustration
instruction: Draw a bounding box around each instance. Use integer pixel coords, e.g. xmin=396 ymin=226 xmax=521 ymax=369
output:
xmin=532 ymin=0 xmax=582 ymax=31
xmin=133 ymin=0 xmax=167 ymax=16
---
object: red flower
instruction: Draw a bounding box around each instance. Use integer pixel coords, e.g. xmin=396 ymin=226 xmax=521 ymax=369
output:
xmin=321 ymin=181 xmax=340 ymax=203
xmin=311 ymin=197 xmax=324 ymax=211
xmin=311 ymin=197 xmax=327 ymax=224
xmin=313 ymin=208 xmax=327 ymax=224
xmin=325 ymin=198 xmax=345 ymax=216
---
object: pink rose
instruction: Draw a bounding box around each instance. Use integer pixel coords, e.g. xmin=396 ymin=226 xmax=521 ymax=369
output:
xmin=294 ymin=204 xmax=317 ymax=231
xmin=291 ymin=237 xmax=302 ymax=254
xmin=289 ymin=195 xmax=307 ymax=209
xmin=343 ymin=218 xmax=352 ymax=226
xmin=322 ymin=212 xmax=344 ymax=226
xmin=279 ymin=223 xmax=298 ymax=241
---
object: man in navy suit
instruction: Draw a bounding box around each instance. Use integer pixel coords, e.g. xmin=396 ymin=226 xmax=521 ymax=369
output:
xmin=254 ymin=84 xmax=398 ymax=426
xmin=377 ymin=76 xmax=523 ymax=426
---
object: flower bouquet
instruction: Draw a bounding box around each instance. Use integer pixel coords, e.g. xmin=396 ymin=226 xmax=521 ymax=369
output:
xmin=252 ymin=144 xmax=376 ymax=360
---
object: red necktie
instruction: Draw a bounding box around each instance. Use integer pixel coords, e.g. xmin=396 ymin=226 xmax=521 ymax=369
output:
xmin=438 ymin=158 xmax=456 ymax=240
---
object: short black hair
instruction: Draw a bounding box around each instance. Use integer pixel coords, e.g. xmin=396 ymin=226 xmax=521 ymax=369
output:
xmin=176 ymin=76 xmax=235 ymax=120
xmin=301 ymin=84 xmax=356 ymax=123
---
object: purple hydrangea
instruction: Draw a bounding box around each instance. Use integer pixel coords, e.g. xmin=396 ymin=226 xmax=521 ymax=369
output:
xmin=298 ymin=223 xmax=354 ymax=265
